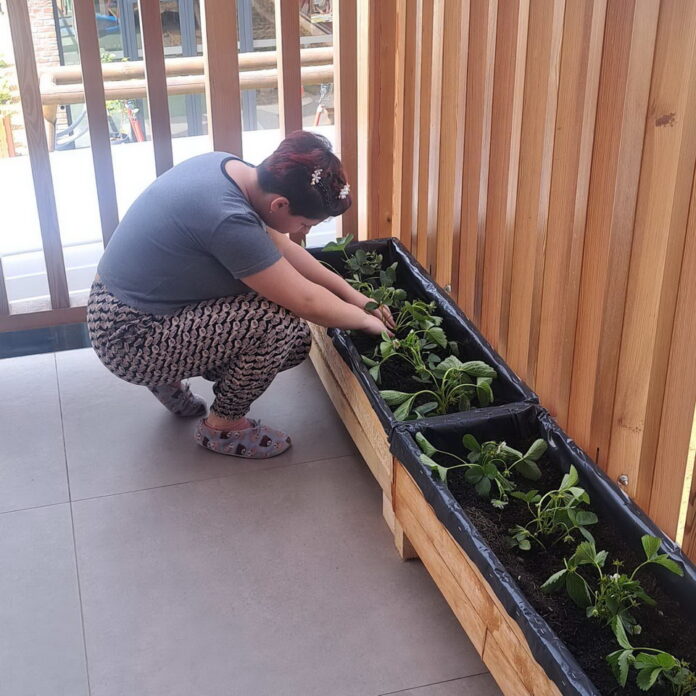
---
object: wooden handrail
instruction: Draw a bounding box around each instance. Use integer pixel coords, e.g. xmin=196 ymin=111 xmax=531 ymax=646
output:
xmin=40 ymin=47 xmax=334 ymax=87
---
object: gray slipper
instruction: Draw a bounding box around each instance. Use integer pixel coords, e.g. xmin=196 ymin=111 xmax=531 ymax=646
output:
xmin=150 ymin=382 xmax=208 ymax=417
xmin=194 ymin=418 xmax=292 ymax=458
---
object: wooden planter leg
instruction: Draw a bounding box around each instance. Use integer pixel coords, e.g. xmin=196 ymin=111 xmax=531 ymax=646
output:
xmin=383 ymin=491 xmax=419 ymax=560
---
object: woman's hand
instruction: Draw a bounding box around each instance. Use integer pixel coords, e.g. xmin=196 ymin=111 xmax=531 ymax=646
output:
xmin=361 ymin=313 xmax=392 ymax=337
xmin=347 ymin=289 xmax=396 ymax=332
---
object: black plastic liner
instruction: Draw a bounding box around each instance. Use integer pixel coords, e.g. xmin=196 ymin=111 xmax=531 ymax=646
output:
xmin=308 ymin=238 xmax=537 ymax=437
xmin=390 ymin=403 xmax=696 ymax=696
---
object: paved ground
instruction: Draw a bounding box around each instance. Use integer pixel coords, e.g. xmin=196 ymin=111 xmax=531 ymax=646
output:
xmin=0 ymin=348 xmax=501 ymax=696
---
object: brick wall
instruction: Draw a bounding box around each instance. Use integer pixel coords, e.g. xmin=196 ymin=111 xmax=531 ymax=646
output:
xmin=27 ymin=0 xmax=61 ymax=71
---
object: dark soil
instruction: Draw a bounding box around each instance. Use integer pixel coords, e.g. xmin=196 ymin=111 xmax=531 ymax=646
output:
xmin=437 ymin=446 xmax=696 ymax=695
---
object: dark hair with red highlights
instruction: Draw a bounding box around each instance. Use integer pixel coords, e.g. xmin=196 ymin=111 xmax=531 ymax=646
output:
xmin=257 ymin=131 xmax=351 ymax=220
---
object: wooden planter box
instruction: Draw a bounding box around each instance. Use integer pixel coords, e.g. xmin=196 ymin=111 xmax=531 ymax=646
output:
xmin=309 ymin=322 xmax=417 ymax=559
xmin=393 ymin=458 xmax=562 ymax=696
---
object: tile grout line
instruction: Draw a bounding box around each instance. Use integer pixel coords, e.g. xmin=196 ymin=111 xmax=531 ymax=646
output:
xmin=376 ymin=671 xmax=491 ymax=696
xmin=67 ymin=451 xmax=362 ymax=506
xmin=55 ymin=353 xmax=93 ymax=696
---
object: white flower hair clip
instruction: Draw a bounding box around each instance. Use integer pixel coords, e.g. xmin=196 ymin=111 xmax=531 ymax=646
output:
xmin=310 ymin=168 xmax=323 ymax=186
xmin=338 ymin=183 xmax=351 ymax=200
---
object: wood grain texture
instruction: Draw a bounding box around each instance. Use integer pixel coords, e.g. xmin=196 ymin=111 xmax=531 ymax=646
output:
xmin=334 ymin=0 xmax=359 ymax=238
xmin=6 ymin=0 xmax=69 ymax=309
xmin=479 ymin=0 xmax=529 ymax=353
xmin=138 ymin=0 xmax=173 ymax=175
xmin=455 ymin=0 xmax=497 ymax=319
xmin=534 ymin=0 xmax=606 ymax=425
xmin=357 ymin=0 xmax=396 ymax=240
xmin=391 ymin=0 xmax=417 ymax=250
xmin=275 ymin=0 xmax=303 ymax=135
xmin=414 ymin=0 xmax=435 ymax=264
xmin=201 ymin=0 xmax=243 ymax=155
xmin=0 ymin=306 xmax=86 ymax=333
xmin=607 ymin=0 xmax=696 ymax=509
xmin=567 ymin=0 xmax=659 ymax=463
xmin=73 ymin=0 xmax=120 ymax=245
xmin=505 ymin=0 xmax=565 ymax=383
xmin=433 ymin=0 xmax=470 ymax=289
xmin=649 ymin=170 xmax=696 ymax=541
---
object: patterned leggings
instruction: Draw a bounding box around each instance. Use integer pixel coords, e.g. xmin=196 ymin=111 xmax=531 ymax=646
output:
xmin=87 ymin=280 xmax=312 ymax=420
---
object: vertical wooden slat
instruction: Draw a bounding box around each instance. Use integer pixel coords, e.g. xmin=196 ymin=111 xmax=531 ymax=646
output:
xmin=455 ymin=0 xmax=497 ymax=318
xmin=648 ymin=169 xmax=696 ymax=540
xmin=357 ymin=0 xmax=396 ymax=240
xmin=479 ymin=0 xmax=529 ymax=354
xmin=607 ymin=0 xmax=696 ymax=509
xmin=433 ymin=0 xmax=470 ymax=289
xmin=505 ymin=0 xmax=565 ymax=384
xmin=6 ymin=0 xmax=69 ymax=309
xmin=568 ymin=0 xmax=659 ymax=462
xmin=425 ymin=0 xmax=445 ymax=275
xmin=534 ymin=0 xmax=606 ymax=425
xmin=201 ymin=0 xmax=243 ymax=155
xmin=0 ymin=258 xmax=10 ymax=316
xmin=414 ymin=0 xmax=435 ymax=263
xmin=335 ymin=0 xmax=359 ymax=238
xmin=275 ymin=0 xmax=303 ymax=135
xmin=391 ymin=0 xmax=417 ymax=250
xmin=138 ymin=0 xmax=173 ymax=175
xmin=73 ymin=0 xmax=119 ymax=245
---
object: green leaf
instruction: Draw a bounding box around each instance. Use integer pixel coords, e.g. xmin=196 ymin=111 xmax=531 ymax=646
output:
xmin=462 ymin=434 xmax=481 ymax=452
xmin=464 ymin=465 xmax=484 ymax=484
xmin=560 ymin=466 xmax=579 ymax=490
xmin=641 ymin=535 xmax=662 ymax=560
xmin=380 ymin=390 xmax=412 ymax=406
xmin=573 ymin=511 xmax=599 ymax=527
xmin=611 ymin=616 xmax=634 ymax=650
xmin=482 ymin=461 xmax=499 ymax=478
xmin=650 ymin=555 xmax=684 ymax=577
xmin=361 ymin=355 xmax=378 ymax=367
xmin=518 ymin=539 xmax=532 ymax=551
xmin=426 ymin=326 xmax=448 ymax=348
xmin=415 ymin=432 xmax=438 ymax=457
xmin=394 ymin=394 xmax=417 ymax=421
xmin=475 ymin=477 xmax=492 ymax=498
xmin=419 ymin=453 xmax=438 ymax=471
xmin=364 ymin=301 xmax=380 ymax=311
xmin=436 ymin=465 xmax=449 ymax=483
xmin=460 ymin=360 xmax=497 ymax=379
xmin=516 ymin=458 xmax=542 ymax=481
xmin=595 ymin=550 xmax=608 ymax=568
xmin=541 ymin=569 xmax=567 ymax=593
xmin=636 ymin=667 xmax=662 ymax=691
xmin=524 ymin=439 xmax=548 ymax=461
xmin=369 ymin=365 xmax=380 ymax=382
xmin=431 ymin=355 xmax=465 ymax=376
xmin=476 ymin=378 xmax=494 ymax=407
xmin=414 ymin=402 xmax=438 ymax=417
xmin=500 ymin=444 xmax=524 ymax=460
xmin=565 ymin=571 xmax=592 ymax=608
xmin=607 ymin=649 xmax=633 ymax=687
xmin=571 ymin=541 xmax=598 ymax=566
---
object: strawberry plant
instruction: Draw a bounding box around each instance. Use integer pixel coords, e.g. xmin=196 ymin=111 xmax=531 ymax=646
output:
xmin=607 ymin=618 xmax=696 ymax=695
xmin=541 ymin=536 xmax=683 ymax=635
xmin=379 ymin=353 xmax=498 ymax=420
xmin=507 ymin=465 xmax=597 ymax=551
xmin=415 ymin=432 xmax=546 ymax=508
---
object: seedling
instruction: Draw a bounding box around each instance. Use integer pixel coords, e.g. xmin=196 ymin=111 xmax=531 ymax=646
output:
xmin=541 ymin=536 xmax=683 ymax=635
xmin=415 ymin=432 xmax=546 ymax=509
xmin=507 ymin=466 xmax=597 ymax=551
xmin=379 ymin=352 xmax=498 ymax=420
xmin=607 ymin=618 xmax=696 ymax=695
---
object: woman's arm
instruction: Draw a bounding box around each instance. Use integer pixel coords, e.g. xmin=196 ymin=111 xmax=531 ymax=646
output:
xmin=269 ymin=229 xmax=395 ymax=329
xmin=241 ymin=256 xmax=388 ymax=335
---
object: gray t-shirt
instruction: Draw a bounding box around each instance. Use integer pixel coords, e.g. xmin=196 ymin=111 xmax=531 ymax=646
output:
xmin=97 ymin=152 xmax=282 ymax=314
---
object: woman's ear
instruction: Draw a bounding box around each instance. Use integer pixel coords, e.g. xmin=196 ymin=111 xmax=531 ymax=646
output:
xmin=269 ymin=196 xmax=290 ymax=213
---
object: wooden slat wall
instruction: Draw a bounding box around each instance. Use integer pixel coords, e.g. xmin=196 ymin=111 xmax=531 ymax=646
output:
xmin=334 ymin=0 xmax=359 ymax=238
xmin=275 ymin=0 xmax=303 ymax=136
xmin=201 ymin=0 xmax=243 ymax=155
xmin=138 ymin=0 xmax=173 ymax=175
xmin=73 ymin=0 xmax=120 ymax=244
xmin=367 ymin=0 xmax=696 ymax=560
xmin=5 ymin=0 xmax=69 ymax=310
